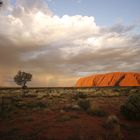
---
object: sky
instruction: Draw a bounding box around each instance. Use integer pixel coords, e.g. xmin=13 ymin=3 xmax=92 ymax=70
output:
xmin=46 ymin=0 xmax=140 ymax=26
xmin=0 ymin=0 xmax=140 ymax=87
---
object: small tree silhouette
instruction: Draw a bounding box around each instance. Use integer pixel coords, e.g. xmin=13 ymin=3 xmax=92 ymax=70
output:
xmin=0 ymin=0 xmax=3 ymax=7
xmin=14 ymin=71 xmax=32 ymax=89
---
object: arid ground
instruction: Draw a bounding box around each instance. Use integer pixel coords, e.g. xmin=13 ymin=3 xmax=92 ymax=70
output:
xmin=0 ymin=87 xmax=140 ymax=140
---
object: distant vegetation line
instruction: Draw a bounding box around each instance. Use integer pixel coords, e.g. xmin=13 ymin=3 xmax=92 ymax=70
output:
xmin=0 ymin=86 xmax=140 ymax=90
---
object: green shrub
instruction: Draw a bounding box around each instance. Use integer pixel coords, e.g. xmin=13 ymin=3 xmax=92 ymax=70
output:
xmin=120 ymin=93 xmax=140 ymax=120
xmin=78 ymin=99 xmax=90 ymax=111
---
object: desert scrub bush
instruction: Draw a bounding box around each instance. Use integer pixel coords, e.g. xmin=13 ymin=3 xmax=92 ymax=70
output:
xmin=104 ymin=115 xmax=119 ymax=128
xmin=16 ymin=102 xmax=47 ymax=109
xmin=103 ymin=115 xmax=122 ymax=140
xmin=23 ymin=94 xmax=37 ymax=98
xmin=87 ymin=101 xmax=107 ymax=117
xmin=77 ymin=92 xmax=87 ymax=98
xmin=78 ymin=99 xmax=90 ymax=111
xmin=120 ymin=88 xmax=130 ymax=94
xmin=112 ymin=87 xmax=121 ymax=92
xmin=35 ymin=101 xmax=46 ymax=108
xmin=0 ymin=105 xmax=13 ymax=118
xmin=0 ymin=96 xmax=19 ymax=118
xmin=73 ymin=92 xmax=87 ymax=100
xmin=37 ymin=94 xmax=47 ymax=100
xmin=120 ymin=93 xmax=140 ymax=120
xmin=0 ymin=103 xmax=19 ymax=118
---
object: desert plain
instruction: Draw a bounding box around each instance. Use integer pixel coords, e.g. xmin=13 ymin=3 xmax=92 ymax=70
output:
xmin=0 ymin=87 xmax=140 ymax=140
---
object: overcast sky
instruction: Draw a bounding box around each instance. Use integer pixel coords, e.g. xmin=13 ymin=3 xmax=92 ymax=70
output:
xmin=0 ymin=0 xmax=140 ymax=87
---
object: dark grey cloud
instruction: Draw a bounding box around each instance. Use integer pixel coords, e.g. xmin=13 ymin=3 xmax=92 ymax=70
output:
xmin=109 ymin=24 xmax=135 ymax=33
xmin=100 ymin=23 xmax=137 ymax=34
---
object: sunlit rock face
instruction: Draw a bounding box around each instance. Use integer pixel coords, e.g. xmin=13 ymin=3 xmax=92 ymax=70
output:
xmin=76 ymin=72 xmax=140 ymax=87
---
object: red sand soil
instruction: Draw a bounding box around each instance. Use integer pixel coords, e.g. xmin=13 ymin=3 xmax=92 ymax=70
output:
xmin=0 ymin=96 xmax=140 ymax=140
xmin=76 ymin=72 xmax=140 ymax=87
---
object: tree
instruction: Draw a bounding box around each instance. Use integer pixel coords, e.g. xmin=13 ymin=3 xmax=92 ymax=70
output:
xmin=14 ymin=71 xmax=32 ymax=89
xmin=0 ymin=0 xmax=3 ymax=7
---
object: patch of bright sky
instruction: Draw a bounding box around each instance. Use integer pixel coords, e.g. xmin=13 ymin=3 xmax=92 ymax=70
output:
xmin=46 ymin=0 xmax=140 ymax=26
xmin=11 ymin=0 xmax=16 ymax=6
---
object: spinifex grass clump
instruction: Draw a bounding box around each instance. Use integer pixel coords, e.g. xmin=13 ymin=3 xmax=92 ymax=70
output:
xmin=78 ymin=99 xmax=90 ymax=111
xmin=103 ymin=115 xmax=122 ymax=140
xmin=120 ymin=93 xmax=140 ymax=120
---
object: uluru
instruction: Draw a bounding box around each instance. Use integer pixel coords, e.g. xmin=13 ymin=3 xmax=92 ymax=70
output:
xmin=76 ymin=72 xmax=140 ymax=87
